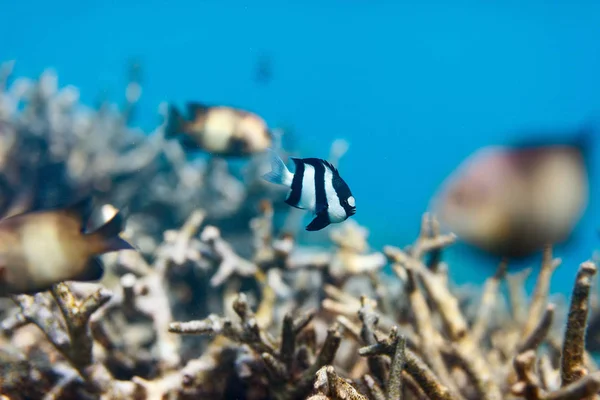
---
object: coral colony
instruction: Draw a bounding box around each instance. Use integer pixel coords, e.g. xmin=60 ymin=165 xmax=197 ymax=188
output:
xmin=0 ymin=60 xmax=599 ymax=400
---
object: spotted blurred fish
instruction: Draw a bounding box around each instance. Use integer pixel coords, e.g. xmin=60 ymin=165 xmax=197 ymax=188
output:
xmin=0 ymin=196 xmax=134 ymax=296
xmin=262 ymin=150 xmax=356 ymax=231
xmin=166 ymin=102 xmax=272 ymax=157
xmin=430 ymin=125 xmax=594 ymax=259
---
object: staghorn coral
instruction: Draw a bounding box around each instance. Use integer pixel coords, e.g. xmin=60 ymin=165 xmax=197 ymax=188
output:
xmin=1 ymin=62 xmax=600 ymax=400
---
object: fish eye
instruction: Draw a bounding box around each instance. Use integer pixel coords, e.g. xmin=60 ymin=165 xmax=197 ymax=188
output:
xmin=347 ymin=196 xmax=355 ymax=207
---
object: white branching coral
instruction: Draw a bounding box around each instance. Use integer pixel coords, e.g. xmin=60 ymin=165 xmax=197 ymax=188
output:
xmin=1 ymin=62 xmax=600 ymax=400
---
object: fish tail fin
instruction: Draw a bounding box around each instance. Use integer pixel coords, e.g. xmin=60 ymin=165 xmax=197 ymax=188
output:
xmin=165 ymin=104 xmax=186 ymax=139
xmin=88 ymin=207 xmax=135 ymax=254
xmin=262 ymin=149 xmax=293 ymax=186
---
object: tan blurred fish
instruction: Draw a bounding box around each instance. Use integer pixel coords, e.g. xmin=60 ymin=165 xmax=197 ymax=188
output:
xmin=166 ymin=102 xmax=272 ymax=157
xmin=430 ymin=126 xmax=593 ymax=259
xmin=0 ymin=196 xmax=134 ymax=296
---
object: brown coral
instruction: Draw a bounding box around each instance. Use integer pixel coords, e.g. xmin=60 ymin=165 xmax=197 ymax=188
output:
xmin=1 ymin=62 xmax=600 ymax=400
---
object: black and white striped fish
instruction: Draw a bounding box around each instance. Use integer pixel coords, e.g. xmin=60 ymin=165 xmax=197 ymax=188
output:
xmin=262 ymin=150 xmax=356 ymax=231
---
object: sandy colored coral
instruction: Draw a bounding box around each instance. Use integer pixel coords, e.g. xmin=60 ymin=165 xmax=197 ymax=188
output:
xmin=1 ymin=62 xmax=600 ymax=400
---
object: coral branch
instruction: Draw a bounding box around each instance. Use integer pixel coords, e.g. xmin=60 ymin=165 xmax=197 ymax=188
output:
xmin=546 ymin=371 xmax=600 ymax=400
xmin=471 ymin=260 xmax=507 ymax=342
xmin=399 ymin=266 xmax=455 ymax=392
xmin=312 ymin=365 xmax=368 ymax=400
xmin=386 ymin=334 xmax=406 ymax=400
xmin=2 ymin=67 xmax=600 ymax=400
xmin=561 ymin=262 xmax=597 ymax=387
xmin=404 ymin=348 xmax=455 ymax=400
xmin=50 ymin=283 xmax=112 ymax=371
xmin=522 ymin=245 xmax=561 ymax=338
xmin=517 ymin=303 xmax=555 ymax=353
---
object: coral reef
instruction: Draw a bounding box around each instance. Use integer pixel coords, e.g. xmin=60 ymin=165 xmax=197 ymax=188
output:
xmin=1 ymin=61 xmax=600 ymax=400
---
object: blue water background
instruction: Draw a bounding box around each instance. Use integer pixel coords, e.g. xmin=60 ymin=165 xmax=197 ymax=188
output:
xmin=2 ymin=1 xmax=600 ymax=296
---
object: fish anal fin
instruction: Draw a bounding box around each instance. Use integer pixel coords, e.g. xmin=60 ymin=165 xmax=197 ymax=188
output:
xmin=306 ymin=210 xmax=330 ymax=231
xmin=187 ymin=102 xmax=212 ymax=118
xmin=72 ymin=257 xmax=105 ymax=282
xmin=179 ymin=133 xmax=201 ymax=151
xmin=228 ymin=136 xmax=250 ymax=156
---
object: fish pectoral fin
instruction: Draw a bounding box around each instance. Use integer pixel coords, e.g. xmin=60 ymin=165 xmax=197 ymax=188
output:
xmin=306 ymin=210 xmax=330 ymax=231
xmin=73 ymin=257 xmax=105 ymax=282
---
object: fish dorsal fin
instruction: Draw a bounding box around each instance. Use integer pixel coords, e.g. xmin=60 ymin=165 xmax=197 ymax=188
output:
xmin=303 ymin=157 xmax=339 ymax=175
xmin=88 ymin=205 xmax=136 ymax=252
xmin=510 ymin=123 xmax=595 ymax=152
xmin=320 ymin=159 xmax=339 ymax=175
xmin=187 ymin=102 xmax=212 ymax=118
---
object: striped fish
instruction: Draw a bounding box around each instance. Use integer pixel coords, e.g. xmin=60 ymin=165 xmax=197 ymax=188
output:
xmin=262 ymin=150 xmax=356 ymax=231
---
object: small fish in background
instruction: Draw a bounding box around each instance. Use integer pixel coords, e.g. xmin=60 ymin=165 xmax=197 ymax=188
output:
xmin=253 ymin=52 xmax=273 ymax=86
xmin=430 ymin=125 xmax=593 ymax=259
xmin=262 ymin=150 xmax=356 ymax=231
xmin=165 ymin=102 xmax=272 ymax=157
xmin=0 ymin=196 xmax=135 ymax=296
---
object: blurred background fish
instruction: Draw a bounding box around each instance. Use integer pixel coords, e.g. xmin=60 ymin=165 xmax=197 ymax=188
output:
xmin=430 ymin=124 xmax=594 ymax=260
xmin=253 ymin=51 xmax=273 ymax=86
xmin=0 ymin=196 xmax=134 ymax=296
xmin=166 ymin=102 xmax=272 ymax=157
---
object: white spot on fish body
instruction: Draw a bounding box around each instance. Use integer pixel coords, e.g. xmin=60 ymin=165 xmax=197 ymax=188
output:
xmin=348 ymin=196 xmax=355 ymax=208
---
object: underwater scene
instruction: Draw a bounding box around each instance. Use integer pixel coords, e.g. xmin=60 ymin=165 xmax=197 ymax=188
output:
xmin=1 ymin=1 xmax=600 ymax=399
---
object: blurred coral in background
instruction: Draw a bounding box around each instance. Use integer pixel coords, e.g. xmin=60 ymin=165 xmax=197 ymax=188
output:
xmin=0 ymin=61 xmax=600 ymax=400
